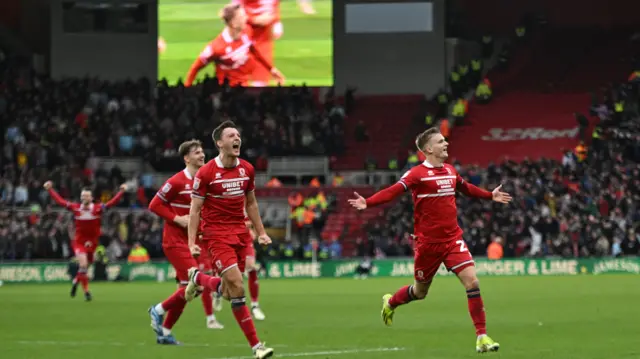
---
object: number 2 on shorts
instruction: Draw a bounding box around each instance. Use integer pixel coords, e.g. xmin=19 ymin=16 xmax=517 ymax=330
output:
xmin=456 ymin=240 xmax=468 ymax=252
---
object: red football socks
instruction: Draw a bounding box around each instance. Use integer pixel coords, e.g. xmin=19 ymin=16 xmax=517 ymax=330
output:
xmin=201 ymin=287 xmax=214 ymax=316
xmin=248 ymin=269 xmax=259 ymax=303
xmin=231 ymin=297 xmax=260 ymax=347
xmin=466 ymin=288 xmax=487 ymax=336
xmin=163 ymin=302 xmax=186 ymax=330
xmin=161 ymin=287 xmax=186 ymax=311
xmin=195 ymin=272 xmax=222 ymax=293
xmin=75 ymin=270 xmax=89 ymax=293
xmin=389 ymin=285 xmax=417 ymax=308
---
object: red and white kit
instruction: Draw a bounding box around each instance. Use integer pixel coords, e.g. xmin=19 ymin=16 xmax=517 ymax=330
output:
xmin=48 ymin=189 xmax=124 ymax=263
xmin=233 ymin=0 xmax=281 ymax=84
xmin=187 ymin=27 xmax=273 ymax=87
xmin=192 ymin=156 xmax=256 ymax=275
xmin=151 ymin=168 xmax=199 ymax=285
xmin=370 ymin=161 xmax=492 ymax=283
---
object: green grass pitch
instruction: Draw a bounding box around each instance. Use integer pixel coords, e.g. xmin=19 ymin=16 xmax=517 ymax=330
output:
xmin=2 ymin=275 xmax=639 ymax=359
xmin=158 ymin=0 xmax=333 ymax=86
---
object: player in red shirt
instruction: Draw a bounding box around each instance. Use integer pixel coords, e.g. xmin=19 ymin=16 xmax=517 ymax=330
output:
xmin=186 ymin=120 xmax=274 ymax=359
xmin=348 ymin=128 xmax=512 ymax=353
xmin=184 ymin=3 xmax=285 ymax=88
xmin=44 ymin=181 xmax=127 ymax=301
xmin=230 ymin=0 xmax=280 ymax=86
xmin=147 ymin=140 xmax=224 ymax=346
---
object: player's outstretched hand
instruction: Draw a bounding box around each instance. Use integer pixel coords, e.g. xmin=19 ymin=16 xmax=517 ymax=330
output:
xmin=348 ymin=192 xmax=367 ymax=210
xmin=271 ymin=68 xmax=285 ymax=85
xmin=119 ymin=183 xmax=128 ymax=192
xmin=190 ymin=244 xmax=201 ymax=258
xmin=43 ymin=181 xmax=53 ymax=190
xmin=492 ymin=184 xmax=512 ymax=204
xmin=258 ymin=233 xmax=272 ymax=245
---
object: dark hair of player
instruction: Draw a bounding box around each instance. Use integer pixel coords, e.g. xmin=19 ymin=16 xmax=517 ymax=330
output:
xmin=415 ymin=127 xmax=441 ymax=152
xmin=220 ymin=3 xmax=241 ymax=24
xmin=178 ymin=139 xmax=203 ymax=158
xmin=212 ymin=120 xmax=238 ymax=148
xmin=81 ymin=187 xmax=92 ymax=193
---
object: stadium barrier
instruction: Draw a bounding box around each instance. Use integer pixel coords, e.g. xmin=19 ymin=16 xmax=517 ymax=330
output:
xmin=0 ymin=258 xmax=639 ymax=283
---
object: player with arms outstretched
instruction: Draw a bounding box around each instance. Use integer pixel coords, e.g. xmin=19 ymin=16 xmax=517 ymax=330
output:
xmin=185 ymin=4 xmax=284 ymax=87
xmin=147 ymin=140 xmax=224 ymax=345
xmin=348 ymin=128 xmax=512 ymax=353
xmin=44 ymin=181 xmax=127 ymax=301
xmin=186 ymin=120 xmax=274 ymax=359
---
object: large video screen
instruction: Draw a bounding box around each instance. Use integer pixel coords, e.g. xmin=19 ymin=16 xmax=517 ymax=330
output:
xmin=158 ymin=0 xmax=332 ymax=86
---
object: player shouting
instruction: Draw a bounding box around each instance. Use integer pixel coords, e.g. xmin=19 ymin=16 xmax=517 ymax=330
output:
xmin=348 ymin=128 xmax=512 ymax=353
xmin=44 ymin=181 xmax=127 ymax=301
xmin=186 ymin=120 xmax=274 ymax=359
xmin=147 ymin=140 xmax=224 ymax=345
xmin=185 ymin=3 xmax=285 ymax=87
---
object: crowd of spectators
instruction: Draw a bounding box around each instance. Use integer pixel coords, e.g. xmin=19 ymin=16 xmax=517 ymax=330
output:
xmin=366 ymin=80 xmax=640 ymax=259
xmin=0 ymin=49 xmax=349 ymax=261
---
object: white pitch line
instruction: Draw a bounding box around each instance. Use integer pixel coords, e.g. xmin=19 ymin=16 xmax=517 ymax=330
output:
xmin=15 ymin=340 xmax=288 ymax=348
xmin=207 ymin=347 xmax=406 ymax=359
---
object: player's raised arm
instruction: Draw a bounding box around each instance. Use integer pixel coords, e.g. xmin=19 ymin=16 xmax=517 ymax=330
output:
xmin=101 ymin=184 xmax=127 ymax=209
xmin=185 ymin=44 xmax=215 ymax=87
xmin=349 ymin=183 xmax=406 ymax=210
xmin=349 ymin=169 xmax=417 ymax=210
xmin=44 ymin=181 xmax=75 ymax=209
xmin=249 ymin=45 xmax=285 ymax=84
xmin=455 ymin=173 xmax=512 ymax=203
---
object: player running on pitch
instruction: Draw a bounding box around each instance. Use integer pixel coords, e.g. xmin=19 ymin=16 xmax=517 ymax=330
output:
xmin=44 ymin=181 xmax=127 ymax=301
xmin=348 ymin=128 xmax=512 ymax=353
xmin=185 ymin=3 xmax=284 ymax=87
xmin=186 ymin=120 xmax=274 ymax=359
xmin=147 ymin=140 xmax=224 ymax=345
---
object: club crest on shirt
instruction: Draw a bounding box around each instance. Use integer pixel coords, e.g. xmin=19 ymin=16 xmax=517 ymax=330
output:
xmin=239 ymin=168 xmax=246 ymax=177
xmin=162 ymin=183 xmax=172 ymax=193
xmin=193 ymin=178 xmax=201 ymax=190
xmin=428 ymin=170 xmax=434 ymax=176
xmin=185 ymin=184 xmax=190 ymax=189
xmin=446 ymin=167 xmax=452 ymax=174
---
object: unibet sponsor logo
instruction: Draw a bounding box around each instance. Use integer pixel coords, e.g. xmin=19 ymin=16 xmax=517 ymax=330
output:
xmin=592 ymin=259 xmax=640 ymax=274
xmin=0 ymin=266 xmax=43 ymax=282
xmin=222 ymin=181 xmax=243 ymax=189
xmin=481 ymin=127 xmax=579 ymax=141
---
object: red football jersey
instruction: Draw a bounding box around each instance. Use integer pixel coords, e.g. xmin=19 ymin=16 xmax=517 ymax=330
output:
xmin=49 ymin=189 xmax=124 ymax=249
xmin=156 ymin=168 xmax=194 ymax=248
xmin=197 ymin=27 xmax=257 ymax=86
xmin=192 ymin=156 xmax=255 ymax=238
xmin=399 ymin=161 xmax=471 ymax=243
xmin=233 ymin=0 xmax=280 ymax=23
xmin=68 ymin=203 xmax=105 ymax=246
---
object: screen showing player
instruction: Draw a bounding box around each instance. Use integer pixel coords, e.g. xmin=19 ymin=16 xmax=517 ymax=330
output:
xmin=158 ymin=0 xmax=332 ymax=87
